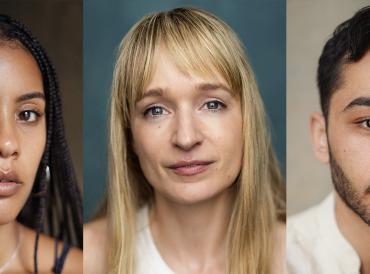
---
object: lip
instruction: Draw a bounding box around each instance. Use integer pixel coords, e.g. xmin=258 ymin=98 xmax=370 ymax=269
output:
xmin=0 ymin=172 xmax=22 ymax=197
xmin=168 ymin=160 xmax=214 ymax=176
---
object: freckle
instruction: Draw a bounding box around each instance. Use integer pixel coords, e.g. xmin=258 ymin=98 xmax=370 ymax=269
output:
xmin=158 ymin=125 xmax=161 ymax=129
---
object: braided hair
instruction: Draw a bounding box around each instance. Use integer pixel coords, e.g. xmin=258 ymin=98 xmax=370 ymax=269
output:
xmin=0 ymin=15 xmax=82 ymax=273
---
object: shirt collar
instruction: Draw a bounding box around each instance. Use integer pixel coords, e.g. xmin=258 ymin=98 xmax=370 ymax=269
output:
xmin=318 ymin=192 xmax=361 ymax=272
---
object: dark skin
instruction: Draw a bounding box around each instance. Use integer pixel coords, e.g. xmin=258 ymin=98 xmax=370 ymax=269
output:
xmin=0 ymin=45 xmax=82 ymax=273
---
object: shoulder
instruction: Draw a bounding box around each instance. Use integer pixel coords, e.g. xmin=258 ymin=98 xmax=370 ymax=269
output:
xmin=271 ymin=221 xmax=286 ymax=274
xmin=19 ymin=224 xmax=82 ymax=274
xmin=287 ymin=201 xmax=323 ymax=245
xmin=286 ymin=201 xmax=327 ymax=273
xmin=84 ymin=217 xmax=108 ymax=274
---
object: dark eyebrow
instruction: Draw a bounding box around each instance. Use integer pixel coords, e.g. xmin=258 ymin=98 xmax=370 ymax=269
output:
xmin=16 ymin=91 xmax=45 ymax=103
xmin=343 ymin=96 xmax=370 ymax=112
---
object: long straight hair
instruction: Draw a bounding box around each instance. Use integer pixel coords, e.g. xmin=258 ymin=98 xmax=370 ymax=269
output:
xmin=108 ymin=8 xmax=285 ymax=274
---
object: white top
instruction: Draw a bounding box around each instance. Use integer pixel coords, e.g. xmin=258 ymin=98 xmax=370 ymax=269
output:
xmin=287 ymin=192 xmax=361 ymax=274
xmin=135 ymin=206 xmax=175 ymax=274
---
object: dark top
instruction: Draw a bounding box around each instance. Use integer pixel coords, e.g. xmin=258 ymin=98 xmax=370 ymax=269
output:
xmin=52 ymin=241 xmax=71 ymax=274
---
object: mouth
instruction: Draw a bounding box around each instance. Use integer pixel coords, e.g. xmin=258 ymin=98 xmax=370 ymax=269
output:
xmin=0 ymin=173 xmax=22 ymax=197
xmin=167 ymin=160 xmax=214 ymax=176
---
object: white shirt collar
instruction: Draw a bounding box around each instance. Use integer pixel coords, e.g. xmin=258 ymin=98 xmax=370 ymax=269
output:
xmin=318 ymin=192 xmax=361 ymax=271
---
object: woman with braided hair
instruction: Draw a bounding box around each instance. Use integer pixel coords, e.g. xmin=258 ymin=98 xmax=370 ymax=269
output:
xmin=0 ymin=15 xmax=82 ymax=274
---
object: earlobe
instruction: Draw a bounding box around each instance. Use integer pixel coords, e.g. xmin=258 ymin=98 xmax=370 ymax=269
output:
xmin=309 ymin=112 xmax=329 ymax=164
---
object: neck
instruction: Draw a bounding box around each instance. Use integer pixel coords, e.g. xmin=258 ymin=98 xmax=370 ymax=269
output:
xmin=335 ymin=192 xmax=370 ymax=274
xmin=150 ymin=188 xmax=234 ymax=273
xmin=0 ymin=221 xmax=19 ymax=268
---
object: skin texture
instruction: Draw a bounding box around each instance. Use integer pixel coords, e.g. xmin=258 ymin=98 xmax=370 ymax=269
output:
xmin=0 ymin=45 xmax=45 ymax=225
xmin=131 ymin=46 xmax=243 ymax=206
xmin=0 ymin=46 xmax=82 ymax=273
xmin=310 ymin=50 xmax=370 ymax=274
xmin=84 ymin=46 xmax=285 ymax=274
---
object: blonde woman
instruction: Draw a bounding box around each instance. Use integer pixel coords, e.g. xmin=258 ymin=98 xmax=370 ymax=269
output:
xmin=84 ymin=8 xmax=285 ymax=274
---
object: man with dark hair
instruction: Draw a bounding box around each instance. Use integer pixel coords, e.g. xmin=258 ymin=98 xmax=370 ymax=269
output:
xmin=288 ymin=6 xmax=370 ymax=274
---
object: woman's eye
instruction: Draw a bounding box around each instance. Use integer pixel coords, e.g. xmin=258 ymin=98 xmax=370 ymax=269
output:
xmin=203 ymin=100 xmax=226 ymax=111
xmin=144 ymin=106 xmax=168 ymax=118
xmin=360 ymin=119 xmax=370 ymax=129
xmin=18 ymin=110 xmax=40 ymax=122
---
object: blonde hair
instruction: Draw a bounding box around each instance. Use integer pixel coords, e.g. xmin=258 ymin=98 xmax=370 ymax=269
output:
xmin=107 ymin=7 xmax=285 ymax=274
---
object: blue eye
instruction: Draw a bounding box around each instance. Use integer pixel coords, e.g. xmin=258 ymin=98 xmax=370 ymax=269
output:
xmin=144 ymin=106 xmax=168 ymax=118
xmin=18 ymin=110 xmax=40 ymax=122
xmin=204 ymin=100 xmax=226 ymax=111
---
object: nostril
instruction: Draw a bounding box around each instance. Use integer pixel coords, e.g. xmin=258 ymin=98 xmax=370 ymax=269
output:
xmin=0 ymin=139 xmax=19 ymax=159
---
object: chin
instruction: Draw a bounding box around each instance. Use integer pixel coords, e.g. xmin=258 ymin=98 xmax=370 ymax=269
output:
xmin=0 ymin=211 xmax=19 ymax=226
xmin=0 ymin=200 xmax=24 ymax=225
xmin=161 ymin=182 xmax=231 ymax=205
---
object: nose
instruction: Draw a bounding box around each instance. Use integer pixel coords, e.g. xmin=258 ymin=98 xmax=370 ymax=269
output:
xmin=0 ymin=120 xmax=19 ymax=159
xmin=171 ymin=110 xmax=203 ymax=151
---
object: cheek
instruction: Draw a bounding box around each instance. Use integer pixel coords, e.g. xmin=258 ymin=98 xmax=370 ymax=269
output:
xmin=132 ymin=124 xmax=167 ymax=173
xmin=224 ymin=123 xmax=243 ymax=173
xmin=330 ymin=130 xmax=370 ymax=189
xmin=19 ymin=125 xmax=46 ymax=182
xmin=206 ymin=110 xmax=243 ymax=173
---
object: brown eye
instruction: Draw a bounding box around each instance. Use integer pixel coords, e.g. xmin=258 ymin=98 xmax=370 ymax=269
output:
xmin=18 ymin=110 xmax=39 ymax=122
xmin=361 ymin=119 xmax=370 ymax=129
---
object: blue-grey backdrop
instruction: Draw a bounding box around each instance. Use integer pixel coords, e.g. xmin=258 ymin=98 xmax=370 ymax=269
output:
xmin=84 ymin=0 xmax=286 ymax=221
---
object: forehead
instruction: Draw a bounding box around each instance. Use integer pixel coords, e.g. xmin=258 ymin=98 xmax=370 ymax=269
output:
xmin=143 ymin=46 xmax=231 ymax=95
xmin=0 ymin=45 xmax=43 ymax=96
xmin=330 ymin=50 xmax=370 ymax=111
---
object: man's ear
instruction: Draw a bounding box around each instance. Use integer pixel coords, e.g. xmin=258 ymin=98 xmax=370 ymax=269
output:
xmin=309 ymin=112 xmax=329 ymax=164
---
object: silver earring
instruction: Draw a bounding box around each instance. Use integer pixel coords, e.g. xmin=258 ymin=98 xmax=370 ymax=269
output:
xmin=45 ymin=165 xmax=50 ymax=182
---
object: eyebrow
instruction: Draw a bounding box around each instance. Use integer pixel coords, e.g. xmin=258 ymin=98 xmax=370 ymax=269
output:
xmin=141 ymin=82 xmax=230 ymax=100
xmin=141 ymin=88 xmax=163 ymax=99
xmin=195 ymin=83 xmax=230 ymax=92
xmin=16 ymin=91 xmax=45 ymax=103
xmin=343 ymin=96 xmax=370 ymax=111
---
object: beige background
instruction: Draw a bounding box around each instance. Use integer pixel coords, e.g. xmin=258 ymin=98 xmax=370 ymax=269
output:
xmin=287 ymin=0 xmax=370 ymax=215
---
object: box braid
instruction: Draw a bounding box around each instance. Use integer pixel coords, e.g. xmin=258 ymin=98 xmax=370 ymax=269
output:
xmin=0 ymin=15 xmax=82 ymax=273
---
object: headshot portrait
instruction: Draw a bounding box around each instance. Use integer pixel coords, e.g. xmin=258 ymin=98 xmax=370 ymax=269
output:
xmin=0 ymin=1 xmax=82 ymax=274
xmin=84 ymin=2 xmax=285 ymax=274
xmin=287 ymin=2 xmax=370 ymax=274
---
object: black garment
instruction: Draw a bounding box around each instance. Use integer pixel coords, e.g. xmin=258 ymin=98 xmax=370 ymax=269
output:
xmin=52 ymin=241 xmax=71 ymax=274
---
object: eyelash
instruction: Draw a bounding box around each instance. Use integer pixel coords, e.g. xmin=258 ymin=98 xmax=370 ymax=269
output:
xmin=357 ymin=119 xmax=370 ymax=130
xmin=17 ymin=110 xmax=43 ymax=123
xmin=143 ymin=100 xmax=227 ymax=118
xmin=203 ymin=100 xmax=226 ymax=112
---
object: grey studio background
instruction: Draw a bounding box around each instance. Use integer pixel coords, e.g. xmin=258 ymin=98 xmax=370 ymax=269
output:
xmin=287 ymin=0 xmax=369 ymax=216
xmin=84 ymin=0 xmax=286 ymax=221
xmin=0 ymin=0 xmax=83 ymax=188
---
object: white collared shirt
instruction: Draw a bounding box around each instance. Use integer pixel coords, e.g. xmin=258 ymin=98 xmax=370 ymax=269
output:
xmin=287 ymin=192 xmax=361 ymax=274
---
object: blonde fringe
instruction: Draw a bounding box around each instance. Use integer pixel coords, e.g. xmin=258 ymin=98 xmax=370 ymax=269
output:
xmin=106 ymin=8 xmax=285 ymax=274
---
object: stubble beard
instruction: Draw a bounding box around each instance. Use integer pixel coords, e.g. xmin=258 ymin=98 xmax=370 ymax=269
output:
xmin=329 ymin=149 xmax=370 ymax=226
